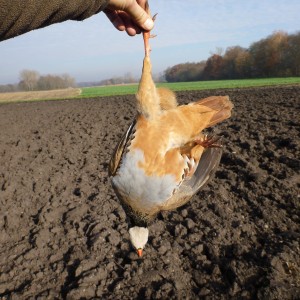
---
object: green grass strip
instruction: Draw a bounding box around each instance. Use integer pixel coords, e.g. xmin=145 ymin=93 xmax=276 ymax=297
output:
xmin=81 ymin=77 xmax=300 ymax=98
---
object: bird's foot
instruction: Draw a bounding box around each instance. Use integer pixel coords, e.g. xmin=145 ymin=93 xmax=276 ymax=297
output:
xmin=195 ymin=134 xmax=222 ymax=148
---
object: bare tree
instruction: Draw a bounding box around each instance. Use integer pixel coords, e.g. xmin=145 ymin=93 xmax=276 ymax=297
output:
xmin=0 ymin=84 xmax=18 ymax=93
xmin=19 ymin=70 xmax=39 ymax=91
xmin=36 ymin=74 xmax=76 ymax=90
xmin=61 ymin=73 xmax=76 ymax=87
xmin=123 ymin=72 xmax=135 ymax=83
xmin=210 ymin=47 xmax=224 ymax=56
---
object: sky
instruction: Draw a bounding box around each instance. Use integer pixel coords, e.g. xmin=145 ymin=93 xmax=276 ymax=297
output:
xmin=0 ymin=0 xmax=300 ymax=85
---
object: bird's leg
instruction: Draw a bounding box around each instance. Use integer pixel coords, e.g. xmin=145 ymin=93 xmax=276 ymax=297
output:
xmin=143 ymin=30 xmax=150 ymax=57
xmin=136 ymin=3 xmax=160 ymax=118
xmin=194 ymin=134 xmax=223 ymax=148
xmin=143 ymin=13 xmax=157 ymax=57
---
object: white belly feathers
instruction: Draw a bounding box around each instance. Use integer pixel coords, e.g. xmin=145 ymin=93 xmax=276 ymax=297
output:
xmin=112 ymin=149 xmax=177 ymax=208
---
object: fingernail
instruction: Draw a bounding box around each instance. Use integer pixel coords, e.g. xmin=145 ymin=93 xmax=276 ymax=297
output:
xmin=143 ymin=18 xmax=154 ymax=30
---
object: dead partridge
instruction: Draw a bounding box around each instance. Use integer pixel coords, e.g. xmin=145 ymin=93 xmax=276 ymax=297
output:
xmin=109 ymin=2 xmax=233 ymax=257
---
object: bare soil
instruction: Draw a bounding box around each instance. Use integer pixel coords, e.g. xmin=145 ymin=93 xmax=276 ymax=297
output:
xmin=0 ymin=86 xmax=299 ymax=299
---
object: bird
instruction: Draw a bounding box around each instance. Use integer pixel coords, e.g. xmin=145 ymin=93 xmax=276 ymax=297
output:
xmin=109 ymin=2 xmax=233 ymax=257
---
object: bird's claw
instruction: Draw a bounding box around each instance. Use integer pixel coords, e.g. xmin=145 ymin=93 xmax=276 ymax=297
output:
xmin=150 ymin=13 xmax=157 ymax=38
xmin=195 ymin=134 xmax=223 ymax=148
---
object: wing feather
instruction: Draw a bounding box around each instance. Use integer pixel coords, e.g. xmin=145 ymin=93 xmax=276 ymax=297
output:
xmin=161 ymin=146 xmax=223 ymax=211
xmin=108 ymin=119 xmax=136 ymax=176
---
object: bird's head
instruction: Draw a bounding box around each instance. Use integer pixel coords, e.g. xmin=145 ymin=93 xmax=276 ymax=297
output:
xmin=129 ymin=226 xmax=149 ymax=257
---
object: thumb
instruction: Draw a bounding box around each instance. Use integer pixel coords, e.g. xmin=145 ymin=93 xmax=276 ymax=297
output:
xmin=108 ymin=0 xmax=154 ymax=31
xmin=124 ymin=1 xmax=154 ymax=30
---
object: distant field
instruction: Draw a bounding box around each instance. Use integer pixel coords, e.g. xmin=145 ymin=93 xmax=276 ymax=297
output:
xmin=1 ymin=78 xmax=300 ymax=103
xmin=0 ymin=88 xmax=81 ymax=104
xmin=81 ymin=77 xmax=300 ymax=98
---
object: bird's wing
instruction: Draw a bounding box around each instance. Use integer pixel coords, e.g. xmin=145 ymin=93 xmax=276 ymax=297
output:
xmin=108 ymin=119 xmax=136 ymax=177
xmin=161 ymin=146 xmax=223 ymax=211
xmin=156 ymin=96 xmax=233 ymax=146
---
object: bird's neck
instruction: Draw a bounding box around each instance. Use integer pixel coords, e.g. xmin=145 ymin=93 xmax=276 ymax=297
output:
xmin=120 ymin=199 xmax=155 ymax=227
xmin=136 ymin=56 xmax=160 ymax=119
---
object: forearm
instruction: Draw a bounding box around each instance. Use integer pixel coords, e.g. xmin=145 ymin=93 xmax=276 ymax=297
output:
xmin=0 ymin=0 xmax=109 ymax=42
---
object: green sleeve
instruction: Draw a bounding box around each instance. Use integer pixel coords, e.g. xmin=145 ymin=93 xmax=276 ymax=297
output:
xmin=0 ymin=0 xmax=109 ymax=42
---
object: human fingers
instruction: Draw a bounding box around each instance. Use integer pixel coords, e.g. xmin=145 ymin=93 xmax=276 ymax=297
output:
xmin=104 ymin=9 xmax=142 ymax=35
xmin=120 ymin=12 xmax=143 ymax=35
xmin=103 ymin=8 xmax=126 ymax=31
xmin=106 ymin=0 xmax=153 ymax=31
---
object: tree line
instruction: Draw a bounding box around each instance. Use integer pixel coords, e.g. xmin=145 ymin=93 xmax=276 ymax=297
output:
xmin=164 ymin=31 xmax=300 ymax=82
xmin=1 ymin=30 xmax=298 ymax=92
xmin=0 ymin=70 xmax=76 ymax=93
xmin=98 ymin=72 xmax=136 ymax=86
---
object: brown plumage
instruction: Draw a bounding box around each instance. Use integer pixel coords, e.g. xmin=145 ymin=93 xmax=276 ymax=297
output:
xmin=109 ymin=2 xmax=233 ymax=256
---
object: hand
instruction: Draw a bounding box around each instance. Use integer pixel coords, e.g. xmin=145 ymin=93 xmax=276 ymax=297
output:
xmin=104 ymin=0 xmax=154 ymax=36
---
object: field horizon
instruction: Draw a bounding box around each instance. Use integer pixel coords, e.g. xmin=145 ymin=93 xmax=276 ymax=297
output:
xmin=0 ymin=77 xmax=300 ymax=103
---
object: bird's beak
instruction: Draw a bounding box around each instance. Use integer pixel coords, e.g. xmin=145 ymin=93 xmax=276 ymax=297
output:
xmin=137 ymin=248 xmax=143 ymax=257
